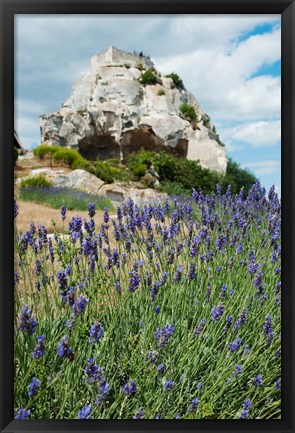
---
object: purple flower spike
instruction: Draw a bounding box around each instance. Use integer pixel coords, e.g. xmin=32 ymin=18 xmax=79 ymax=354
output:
xmin=15 ymin=408 xmax=30 ymax=419
xmin=122 ymin=380 xmax=137 ymax=395
xmin=78 ymin=404 xmax=92 ymax=419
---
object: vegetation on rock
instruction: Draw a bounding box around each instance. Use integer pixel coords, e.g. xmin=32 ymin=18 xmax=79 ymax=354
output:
xmin=179 ymin=103 xmax=198 ymax=122
xmin=165 ymin=72 xmax=184 ymax=89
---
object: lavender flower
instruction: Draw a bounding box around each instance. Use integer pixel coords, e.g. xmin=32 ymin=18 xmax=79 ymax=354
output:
xmin=17 ymin=305 xmax=37 ymax=336
xmin=122 ymin=380 xmax=137 ymax=395
xmin=154 ymin=324 xmax=174 ymax=347
xmin=87 ymin=203 xmax=96 ymax=218
xmin=128 ymin=269 xmax=141 ymax=292
xmin=194 ymin=318 xmax=206 ymax=336
xmin=173 ymin=264 xmax=183 ymax=283
xmin=71 ymin=295 xmax=88 ymax=319
xmin=164 ymin=380 xmax=174 ymax=392
xmin=60 ymin=206 xmax=67 ymax=221
xmin=157 ymin=363 xmax=165 ymax=374
xmin=228 ymin=336 xmax=243 ymax=352
xmin=234 ymin=309 xmax=248 ymax=331
xmin=103 ymin=207 xmax=109 ymax=223
xmin=89 ymin=322 xmax=103 ymax=344
xmin=189 ymin=398 xmax=200 ymax=412
xmin=96 ymin=382 xmax=110 ymax=406
xmin=212 ymin=304 xmax=225 ymax=321
xmin=188 ymin=263 xmax=197 ymax=280
xmin=219 ymin=284 xmax=227 ymax=298
xmin=148 ymin=350 xmax=158 ymax=363
xmin=155 ymin=306 xmax=161 ymax=315
xmin=15 ymin=408 xmax=30 ymax=419
xmin=133 ymin=408 xmax=144 ymax=419
xmin=275 ymin=378 xmax=281 ymax=391
xmin=78 ymin=404 xmax=92 ymax=419
xmin=28 ymin=377 xmax=40 ymax=397
xmin=262 ymin=315 xmax=274 ymax=344
xmin=240 ymin=399 xmax=252 ymax=419
xmin=85 ymin=358 xmax=105 ymax=384
xmin=57 ymin=335 xmax=73 ymax=359
xmin=32 ymin=335 xmax=46 ymax=359
xmin=252 ymin=374 xmax=263 ymax=387
xmin=234 ymin=365 xmax=243 ymax=377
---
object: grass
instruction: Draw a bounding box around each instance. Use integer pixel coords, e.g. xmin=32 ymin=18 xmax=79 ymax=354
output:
xmin=19 ymin=186 xmax=114 ymax=212
xmin=14 ymin=183 xmax=281 ymax=419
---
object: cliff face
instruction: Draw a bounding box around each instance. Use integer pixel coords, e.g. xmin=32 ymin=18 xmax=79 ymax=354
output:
xmin=40 ymin=46 xmax=227 ymax=173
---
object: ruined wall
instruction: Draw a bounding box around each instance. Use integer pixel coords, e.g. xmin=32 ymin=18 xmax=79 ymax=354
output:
xmin=91 ymin=46 xmax=154 ymax=72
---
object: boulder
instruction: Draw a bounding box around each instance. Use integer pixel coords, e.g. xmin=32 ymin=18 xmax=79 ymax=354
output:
xmin=99 ymin=182 xmax=168 ymax=205
xmin=22 ymin=168 xmax=105 ymax=194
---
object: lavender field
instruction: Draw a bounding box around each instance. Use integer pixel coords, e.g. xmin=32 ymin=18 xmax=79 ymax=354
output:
xmin=14 ymin=182 xmax=281 ymax=419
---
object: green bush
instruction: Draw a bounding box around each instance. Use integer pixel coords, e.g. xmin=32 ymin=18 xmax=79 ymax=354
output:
xmin=140 ymin=69 xmax=158 ymax=86
xmin=160 ymin=181 xmax=190 ymax=197
xmin=20 ymin=174 xmax=53 ymax=188
xmin=95 ymin=161 xmax=114 ymax=183
xmin=52 ymin=148 xmax=85 ymax=169
xmin=127 ymin=148 xmax=155 ymax=169
xmin=33 ymin=144 xmax=59 ymax=159
xmin=179 ymin=103 xmax=197 ymax=122
xmin=14 ymin=147 xmax=19 ymax=165
xmin=221 ymin=158 xmax=258 ymax=194
xmin=130 ymin=163 xmax=147 ymax=180
xmin=165 ymin=72 xmax=184 ymax=89
xmin=201 ymin=113 xmax=211 ymax=128
xmin=157 ymin=88 xmax=166 ymax=96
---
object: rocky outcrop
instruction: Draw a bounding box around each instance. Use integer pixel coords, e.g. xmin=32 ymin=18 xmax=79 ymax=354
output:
xmin=98 ymin=183 xmax=168 ymax=205
xmin=19 ymin=168 xmax=169 ymax=205
xmin=40 ymin=46 xmax=227 ymax=173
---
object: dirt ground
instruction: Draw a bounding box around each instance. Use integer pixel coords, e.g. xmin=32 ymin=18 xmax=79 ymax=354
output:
xmin=15 ymin=200 xmax=114 ymax=234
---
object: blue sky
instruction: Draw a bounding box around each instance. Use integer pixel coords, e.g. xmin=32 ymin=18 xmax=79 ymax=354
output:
xmin=15 ymin=14 xmax=281 ymax=194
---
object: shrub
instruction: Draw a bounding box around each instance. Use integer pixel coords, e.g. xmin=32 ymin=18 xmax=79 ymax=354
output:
xmin=179 ymin=103 xmax=197 ymax=122
xmin=153 ymin=152 xmax=177 ymax=183
xmin=127 ymin=148 xmax=155 ymax=169
xmin=52 ymin=148 xmax=83 ymax=168
xmin=33 ymin=144 xmax=59 ymax=159
xmin=95 ymin=161 xmax=114 ymax=183
xmin=140 ymin=69 xmax=158 ymax=86
xmin=165 ymin=72 xmax=184 ymax=89
xmin=201 ymin=113 xmax=211 ymax=128
xmin=71 ymin=156 xmax=92 ymax=171
xmin=221 ymin=158 xmax=258 ymax=194
xmin=131 ymin=163 xmax=147 ymax=180
xmin=109 ymin=166 xmax=130 ymax=182
xmin=20 ymin=174 xmax=53 ymax=188
xmin=157 ymin=88 xmax=166 ymax=96
xmin=160 ymin=181 xmax=190 ymax=197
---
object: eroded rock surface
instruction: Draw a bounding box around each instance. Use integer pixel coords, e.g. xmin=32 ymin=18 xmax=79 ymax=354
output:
xmin=40 ymin=46 xmax=227 ymax=173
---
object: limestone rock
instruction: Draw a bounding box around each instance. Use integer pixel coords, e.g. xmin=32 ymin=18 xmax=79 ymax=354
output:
xmin=24 ymin=168 xmax=104 ymax=194
xmin=99 ymin=183 xmax=168 ymax=205
xmin=40 ymin=46 xmax=227 ymax=173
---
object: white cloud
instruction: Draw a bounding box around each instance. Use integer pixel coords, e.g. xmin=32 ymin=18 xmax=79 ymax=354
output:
xmin=155 ymin=27 xmax=281 ymax=121
xmin=242 ymin=159 xmax=281 ymax=175
xmin=221 ymin=120 xmax=281 ymax=148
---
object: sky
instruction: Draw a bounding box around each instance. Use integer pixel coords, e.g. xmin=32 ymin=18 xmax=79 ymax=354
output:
xmin=15 ymin=14 xmax=281 ymax=194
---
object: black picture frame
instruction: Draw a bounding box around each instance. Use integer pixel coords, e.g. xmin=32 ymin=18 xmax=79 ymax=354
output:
xmin=1 ymin=1 xmax=294 ymax=432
